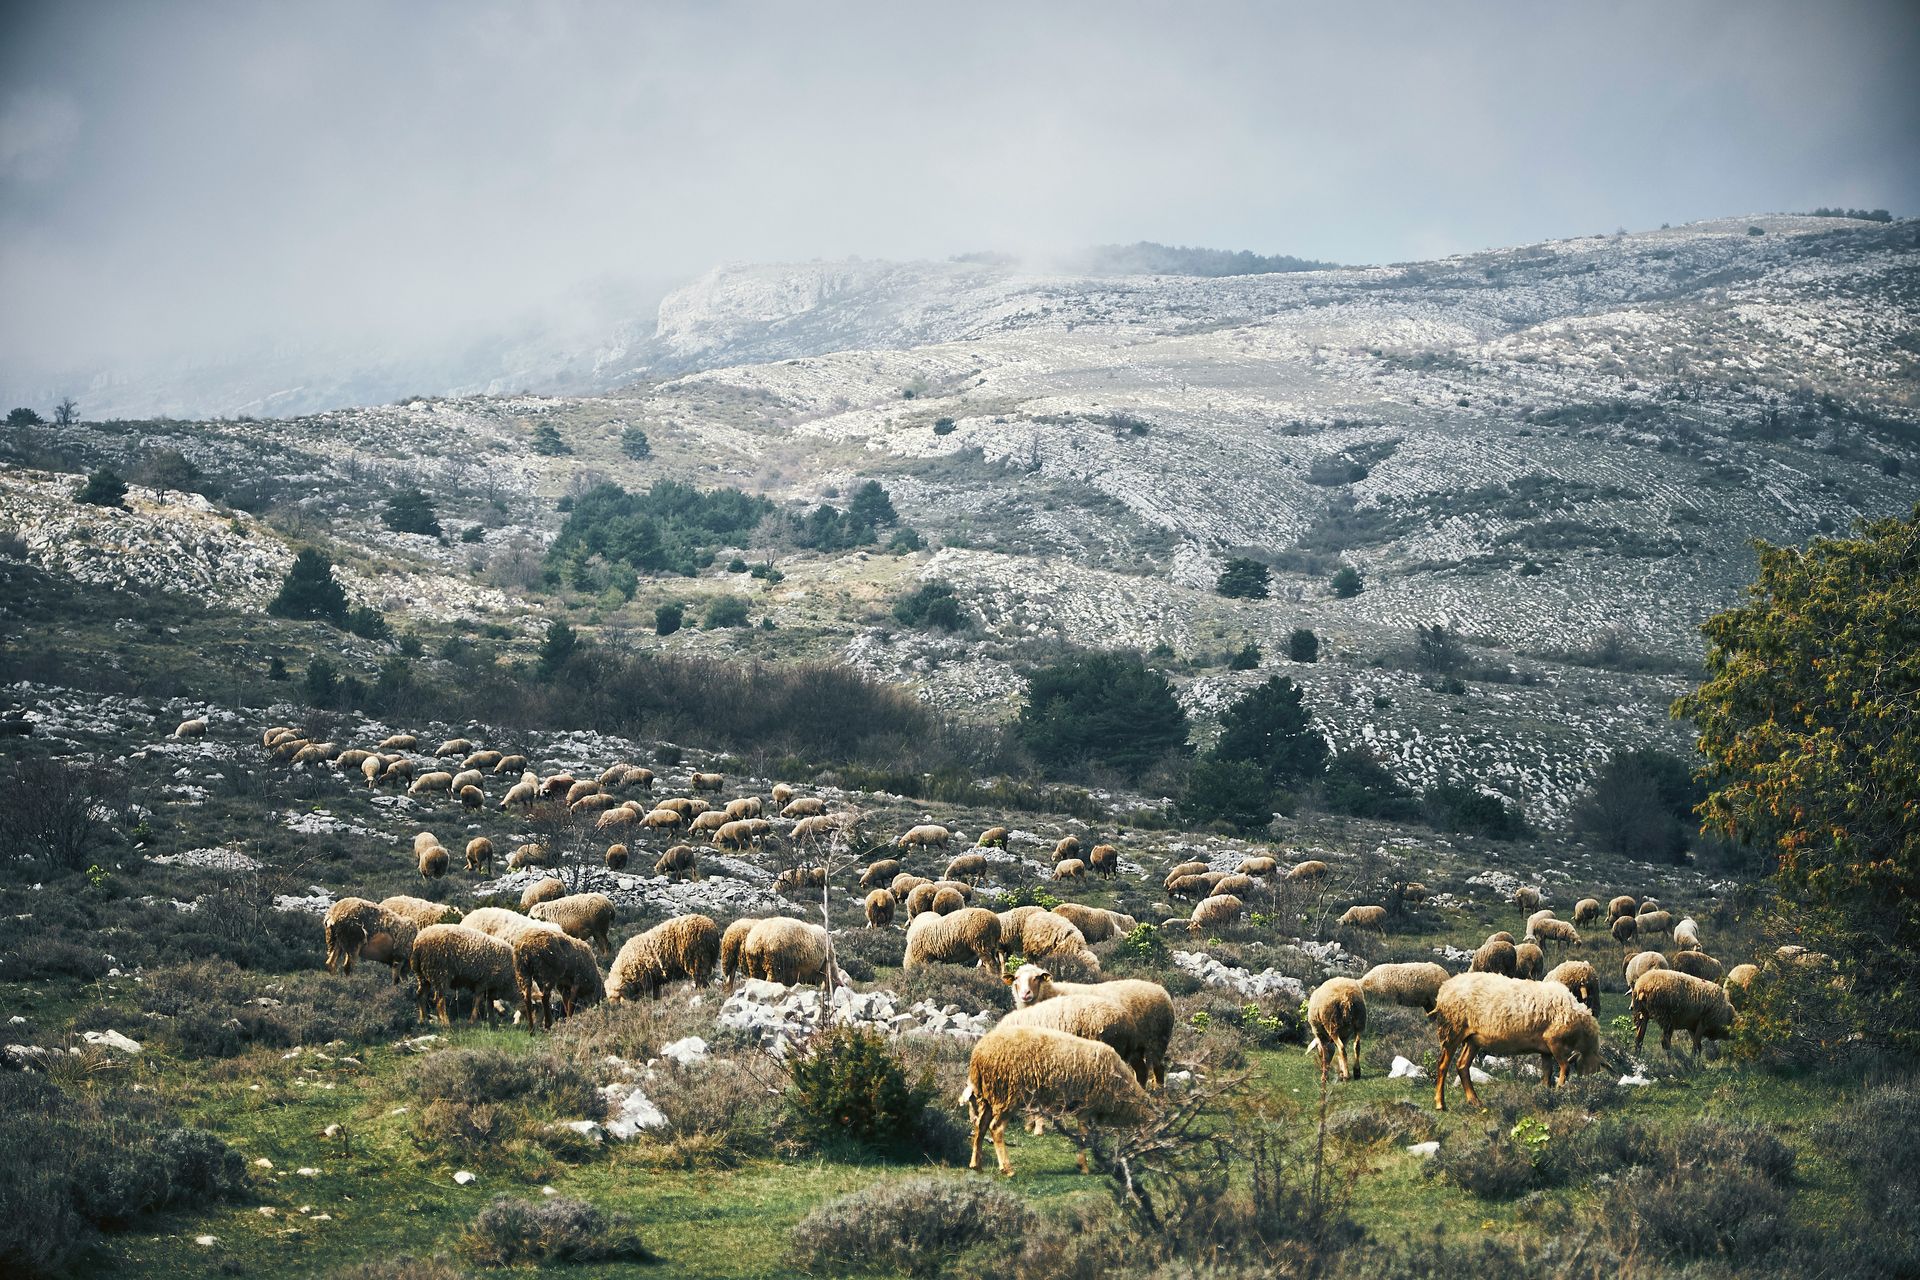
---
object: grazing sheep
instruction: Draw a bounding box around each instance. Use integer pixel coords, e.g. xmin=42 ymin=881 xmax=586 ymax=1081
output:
xmin=571 ymin=794 xmax=618 ymax=817
xmin=1624 ymin=951 xmax=1668 ymax=986
xmin=607 ymin=914 xmax=722 ymax=999
xmin=689 ymin=771 xmax=724 ymax=791
xmin=1635 ymin=910 xmax=1673 ymax=941
xmin=897 ymin=823 xmax=952 ymax=851
xmin=413 ymin=831 xmax=443 ymax=856
xmin=411 ymin=924 xmax=516 ymax=1026
xmin=597 ymin=806 xmax=637 ymax=831
xmin=641 ymin=807 xmax=686 ymax=830
xmin=1673 ymin=918 xmax=1702 ymax=951
xmin=1724 ymin=964 xmax=1759 ymax=1006
xmin=1525 ymin=909 xmax=1556 ymax=936
xmin=448 ymin=768 xmax=484 ymax=794
xmin=890 ymin=873 xmax=932 ymax=903
xmin=1527 ymin=919 xmax=1581 ymax=948
xmin=564 ymin=779 xmax=602 ymax=807
xmin=1051 ymin=904 xmax=1136 ymax=945
xmin=323 ymin=898 xmax=416 ymax=982
xmin=619 ymin=766 xmax=654 ymax=790
xmin=689 ymin=809 xmax=729 ymax=834
xmin=1572 ymin=898 xmax=1602 ymax=926
xmin=1631 ymin=969 xmax=1736 ymax=1055
xmin=864 ymin=889 xmax=896 ymax=928
xmin=719 ymin=918 xmax=758 ymax=990
xmin=791 ymin=814 xmax=847 ymax=846
xmin=905 ymin=883 xmax=941 ymax=919
xmin=1396 ymin=881 xmax=1431 ymax=904
xmin=712 ymin=819 xmax=762 ymax=850
xmin=1430 ymin=972 xmax=1603 ymax=1109
xmin=291 ymin=742 xmax=338 ymax=765
xmin=380 ymin=758 xmax=416 ymax=786
xmin=1015 ymin=912 xmax=1099 ymax=976
xmin=1360 ymin=961 xmax=1451 ymax=1012
xmin=1006 ymin=965 xmax=1175 ymax=1086
xmin=1543 ymin=960 xmax=1601 ymax=1014
xmin=597 ymin=762 xmax=631 ymax=786
xmin=540 ymin=773 xmax=576 ymax=797
xmin=500 ymin=780 xmax=539 ymax=809
xmin=454 ymin=784 xmax=483 ymax=810
xmin=1164 ymin=860 xmax=1209 ymax=889
xmin=904 ymin=908 xmax=1002 ymax=970
xmin=945 ymin=852 xmax=990 ymax=883
xmin=1514 ymin=887 xmax=1543 ymax=912
xmin=435 ymin=738 xmax=474 ymax=758
xmin=1287 ymin=860 xmax=1329 ymax=882
xmin=494 ymin=754 xmax=528 ymax=775
xmin=1087 ymin=844 xmax=1119 ymax=877
xmin=409 ymin=771 xmax=454 ymax=796
xmin=976 ymin=826 xmax=1009 ymax=849
xmin=1052 ymin=835 xmax=1082 ymax=862
xmin=860 ymin=859 xmax=902 ymax=890
xmin=378 ymin=733 xmax=417 ymax=751
xmin=1166 ymin=873 xmax=1213 ymax=901
xmin=1611 ymin=916 xmax=1638 ymax=945
xmin=781 ymin=797 xmax=827 ymax=818
xmin=1213 ymin=873 xmax=1256 ymax=899
xmin=271 ymin=737 xmax=311 ymax=761
xmin=1487 ymin=931 xmax=1516 ymax=945
xmin=529 ymin=893 xmax=616 ymax=957
xmin=654 ymin=844 xmax=698 ymax=881
xmin=776 ymin=865 xmax=827 ymax=894
xmin=1189 ymin=894 xmax=1245 ymax=932
xmin=996 ymin=995 xmax=1160 ymax=1093
xmin=335 ymin=749 xmax=374 ymax=772
xmin=514 ymin=930 xmax=604 ymax=1029
xmin=1513 ymin=941 xmax=1544 ymax=980
xmin=931 ymin=886 xmax=967 ymax=915
xmin=519 ymin=878 xmax=566 ymax=911
xmin=463 ymin=906 xmax=563 ymax=948
xmin=1307 ymin=977 xmax=1367 ymax=1082
xmin=963 ymin=1025 xmax=1152 ymax=1177
xmin=740 ymin=917 xmax=838 ymax=987
xmin=1670 ymin=951 xmax=1724 ymax=984
xmin=1339 ymin=905 xmax=1388 ymax=933
xmin=1054 ymin=858 xmax=1086 ymax=881
xmin=1471 ymin=938 xmax=1518 ymax=976
xmin=1641 ymin=898 xmax=1662 ymax=912
xmin=1238 ymin=855 xmax=1278 ymax=878
xmin=604 ymin=844 xmax=629 ymax=870
xmin=362 ymin=755 xmax=385 ymax=787
xmin=997 ymin=905 xmax=1046 ymax=947
xmin=417 ymin=845 xmax=450 ymax=880
xmin=723 ymin=796 xmax=763 ymax=820
xmin=770 ymin=782 xmax=795 ymax=805
xmin=506 ymin=842 xmax=548 ymax=870
xmin=1608 ymin=895 xmax=1638 ymax=921
xmin=380 ymin=895 xmax=460 ymax=931
xmin=175 ymin=717 xmax=208 ymax=738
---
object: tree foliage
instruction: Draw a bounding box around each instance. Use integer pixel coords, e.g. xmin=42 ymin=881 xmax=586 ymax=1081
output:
xmin=76 ymin=469 xmax=128 ymax=509
xmin=1330 ymin=565 xmax=1363 ymax=598
xmin=1287 ymin=627 xmax=1320 ymax=663
xmin=382 ymin=487 xmax=442 ymax=536
xmin=1215 ymin=557 xmax=1271 ymax=600
xmin=1180 ymin=756 xmax=1274 ymax=833
xmin=548 ymin=480 xmax=773 ymax=578
xmin=1211 ymin=675 xmax=1327 ymax=787
xmin=267 ymin=549 xmax=350 ymax=625
xmin=1017 ymin=650 xmax=1191 ymax=780
xmin=891 ymin=581 xmax=966 ymax=631
xmin=619 ymin=426 xmax=651 ymax=459
xmin=1570 ymin=748 xmax=1703 ymax=863
xmin=1673 ymin=506 xmax=1920 ymax=1048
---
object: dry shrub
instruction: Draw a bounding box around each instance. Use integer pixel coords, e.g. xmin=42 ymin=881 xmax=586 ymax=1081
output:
xmin=788 ymin=1176 xmax=1032 ymax=1277
xmin=463 ymin=1195 xmax=648 ymax=1266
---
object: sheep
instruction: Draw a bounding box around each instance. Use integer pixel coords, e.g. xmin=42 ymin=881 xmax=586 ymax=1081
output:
xmin=417 ymin=845 xmax=450 ymax=879
xmin=859 ymin=859 xmax=902 ymax=890
xmin=506 ymin=842 xmax=548 ymax=870
xmin=323 ymin=898 xmax=416 ymax=982
xmin=931 ymin=886 xmax=967 ymax=915
xmin=1724 ymin=964 xmax=1759 ymax=1006
xmin=905 ymin=883 xmax=941 ymax=918
xmin=689 ymin=771 xmax=724 ymax=791
xmin=379 ymin=895 xmax=460 ymax=931
xmin=362 ymin=756 xmax=385 ymax=787
xmin=175 ymin=717 xmax=208 ymax=738
xmin=618 ymin=766 xmax=654 ymax=790
xmin=890 ymin=873 xmax=932 ymax=903
xmin=1670 ymin=951 xmax=1724 ymax=984
xmin=463 ymin=906 xmax=563 ymax=947
xmin=1213 ymin=873 xmax=1256 ymax=899
xmin=1164 ymin=860 xmax=1209 ymax=889
xmin=529 ymin=893 xmax=616 ymax=957
xmin=1525 ymin=909 xmax=1556 ymax=936
xmin=381 ymin=758 xmax=416 ymax=786
xmin=1572 ymin=898 xmax=1602 ymax=926
xmin=604 ymin=843 xmax=629 ymax=870
xmin=976 ymin=826 xmax=1009 ymax=849
xmin=1471 ymin=938 xmax=1518 ymax=976
xmin=1430 ymin=972 xmax=1603 ymax=1109
xmin=607 ymin=914 xmax=721 ymax=999
xmin=997 ymin=905 xmax=1046 ymax=946
xmin=1514 ymin=887 xmax=1543 ymax=912
xmin=514 ymin=930 xmax=604 ymax=1029
xmin=776 ymin=865 xmax=827 ymax=894
xmin=1641 ymin=898 xmax=1662 ymax=913
xmin=1486 ymin=931 xmax=1516 ymax=945
xmin=1050 ymin=903 xmax=1136 ymax=945
xmin=1006 ymin=965 xmax=1175 ymax=1086
xmin=1189 ymin=894 xmax=1245 ymax=932
xmin=897 ymin=823 xmax=952 ymax=851
xmin=1307 ymin=977 xmax=1367 ymax=1082
xmin=723 ymin=796 xmax=763 ymax=820
xmin=1166 ymin=873 xmax=1214 ymax=901
xmin=1338 ymin=905 xmax=1388 ymax=933
xmin=378 ymin=733 xmax=418 ymax=751
xmin=1635 ymin=910 xmax=1673 ymax=941
xmin=1087 ymin=843 xmax=1119 ymax=877
xmin=455 ymin=784 xmax=483 ymax=812
xmin=1607 ymin=895 xmax=1638 ymax=921
xmin=519 ymin=878 xmax=566 ymax=911
xmin=412 ymin=831 xmax=442 ymax=856
xmin=564 ymin=779 xmax=602 ymax=806
xmin=1053 ymin=858 xmax=1086 ymax=881
xmin=1052 ymin=835 xmax=1082 ymax=862
xmin=411 ymin=924 xmax=517 ymax=1026
xmin=500 ymin=780 xmax=539 ymax=809
xmin=292 ymin=742 xmax=337 ymax=765
xmin=1624 ymin=950 xmax=1668 ymax=986
xmin=1513 ymin=941 xmax=1545 ymax=980
xmin=271 ymin=736 xmax=311 ymax=761
xmin=447 ymin=768 xmax=484 ymax=794
xmin=997 ymin=995 xmax=1160 ymax=1094
xmin=1287 ymin=860 xmax=1329 ymax=882
xmin=1396 ymin=881 xmax=1431 ymax=904
xmin=1527 ymin=919 xmax=1581 ymax=948
xmin=1672 ymin=917 xmax=1702 ymax=951
xmin=864 ymin=889 xmax=895 ymax=928
xmin=739 ymin=917 xmax=838 ymax=987
xmin=540 ymin=773 xmax=576 ymax=797
xmin=641 ymin=807 xmax=686 ymax=830
xmin=654 ymin=796 xmax=696 ymax=817
xmin=903 ymin=907 xmax=1002 ymax=971
xmin=712 ymin=819 xmax=760 ymax=850
xmin=597 ymin=762 xmax=631 ymax=786
xmin=770 ymin=782 xmax=795 ymax=805
xmin=1611 ymin=915 xmax=1638 ymax=945
xmin=654 ymin=844 xmax=698 ymax=881
xmin=791 ymin=814 xmax=847 ymax=846
xmin=409 ymin=771 xmax=454 ymax=796
xmin=494 ymin=754 xmax=529 ymax=775
xmin=1544 ymin=960 xmax=1601 ymax=1014
xmin=572 ymin=794 xmax=618 ymax=816
xmin=781 ymin=797 xmax=826 ymax=818
xmin=596 ymin=805 xmax=637 ymax=832
xmin=689 ymin=809 xmax=729 ymax=834
xmin=434 ymin=738 xmax=473 ymax=758
xmin=1238 ymin=855 xmax=1278 ymax=878
xmin=719 ymin=918 xmax=758 ymax=990
xmin=335 ymin=748 xmax=374 ymax=772
xmin=963 ymin=1025 xmax=1152 ymax=1177
xmin=944 ymin=852 xmax=989 ymax=883
xmin=1631 ymin=968 xmax=1736 ymax=1056
xmin=1360 ymin=961 xmax=1451 ymax=1012
xmin=1015 ymin=912 xmax=1099 ymax=976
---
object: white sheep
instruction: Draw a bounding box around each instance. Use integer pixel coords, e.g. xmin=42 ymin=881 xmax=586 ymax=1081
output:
xmin=1360 ymin=961 xmax=1450 ymax=1012
xmin=528 ymin=892 xmax=616 ymax=957
xmin=1429 ymin=972 xmax=1602 ymax=1110
xmin=1307 ymin=977 xmax=1367 ymax=1082
xmin=411 ymin=923 xmax=516 ymax=1025
xmin=1006 ymin=965 xmax=1174 ymax=1086
xmin=607 ymin=914 xmax=721 ymax=999
xmin=962 ymin=1025 xmax=1152 ymax=1177
xmin=903 ymin=908 xmax=1002 ymax=970
xmin=1631 ymin=968 xmax=1735 ymax=1056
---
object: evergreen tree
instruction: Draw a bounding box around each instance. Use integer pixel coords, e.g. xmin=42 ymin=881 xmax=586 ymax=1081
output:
xmin=654 ymin=602 xmax=684 ymax=636
xmin=1017 ymin=650 xmax=1191 ymax=779
xmin=537 ymin=620 xmax=579 ymax=678
xmin=303 ymin=656 xmax=340 ymax=705
xmin=1211 ymin=675 xmax=1328 ymax=787
xmin=1215 ymin=557 xmax=1271 ymax=599
xmin=1180 ymin=756 xmax=1275 ymax=833
xmin=846 ymin=480 xmax=897 ymax=528
xmin=1330 ymin=565 xmax=1364 ymax=598
xmin=1287 ymin=628 xmax=1320 ymax=663
xmin=76 ymin=469 xmax=128 ymax=509
xmin=268 ymin=549 xmax=350 ymax=625
xmin=531 ymin=423 xmax=573 ymax=455
xmin=619 ymin=427 xmax=652 ymax=459
xmin=382 ymin=487 xmax=442 ymax=536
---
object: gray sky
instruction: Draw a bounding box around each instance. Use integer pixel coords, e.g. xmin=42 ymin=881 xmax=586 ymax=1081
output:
xmin=2 ymin=0 xmax=1916 ymax=381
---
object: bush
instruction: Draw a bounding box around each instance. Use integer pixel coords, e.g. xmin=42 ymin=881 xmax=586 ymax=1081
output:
xmin=888 ymin=527 xmax=925 ymax=554
xmin=932 ymin=417 xmax=956 ymax=435
xmin=1180 ymin=756 xmax=1274 ymax=833
xmin=1730 ymin=961 xmax=1854 ymax=1067
xmin=268 ymin=548 xmax=350 ymax=625
xmin=461 ymin=524 xmax=485 ymax=542
xmin=1016 ymin=649 xmax=1191 ymax=781
xmin=895 ymin=963 xmax=1013 ymax=1015
xmin=345 ymin=605 xmax=390 ymax=641
xmin=703 ymin=595 xmax=751 ymax=629
xmin=788 ymin=1176 xmax=1033 ymax=1277
xmin=892 ymin=581 xmax=967 ymax=631
xmin=1287 ymin=628 xmax=1319 ymax=663
xmin=1216 ymin=557 xmax=1271 ymax=599
xmin=654 ymin=601 xmax=684 ymax=635
xmin=1570 ymin=748 xmax=1704 ymax=863
xmin=548 ymin=479 xmax=771 ymax=577
xmin=1211 ymin=675 xmax=1328 ymax=787
xmin=1227 ymin=642 xmax=1261 ymax=670
xmin=785 ymin=1026 xmax=934 ymax=1158
xmin=0 ymin=755 xmax=118 ymax=872
xmin=530 ymin=423 xmax=573 ymax=455
xmin=619 ymin=426 xmax=651 ymax=459
xmin=464 ymin=1196 xmax=647 ymax=1265
xmin=1426 ymin=1123 xmax=1539 ymax=1198
xmin=1330 ymin=565 xmax=1364 ymax=597
xmin=76 ymin=469 xmax=128 ymax=508
xmin=410 ymin=1048 xmax=602 ymax=1115
xmin=1423 ymin=780 xmax=1528 ymax=839
xmin=382 ymin=486 xmax=442 ymax=536
xmin=1320 ymin=748 xmax=1420 ymax=821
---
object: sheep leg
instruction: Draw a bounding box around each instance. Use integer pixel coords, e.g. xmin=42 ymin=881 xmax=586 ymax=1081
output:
xmin=1348 ymin=1030 xmax=1362 ymax=1079
xmin=1331 ymin=1032 xmax=1350 ymax=1082
xmin=992 ymin=1111 xmax=1015 ymax=1178
xmin=1660 ymin=1025 xmax=1674 ymax=1055
xmin=968 ymin=1096 xmax=987 ymax=1171
xmin=1434 ymin=1042 xmax=1452 ymax=1111
xmin=1633 ymin=1012 xmax=1648 ymax=1049
xmin=1458 ymin=1048 xmax=1482 ymax=1107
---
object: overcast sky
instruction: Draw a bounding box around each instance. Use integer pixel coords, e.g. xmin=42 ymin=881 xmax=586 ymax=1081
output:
xmin=2 ymin=0 xmax=1916 ymax=381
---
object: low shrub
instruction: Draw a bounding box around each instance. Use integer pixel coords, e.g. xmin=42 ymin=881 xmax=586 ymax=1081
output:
xmin=894 ymin=964 xmax=1012 ymax=1015
xmin=138 ymin=961 xmax=417 ymax=1057
xmin=410 ymin=1048 xmax=602 ymax=1116
xmin=788 ymin=1176 xmax=1033 ymax=1277
xmin=640 ymin=1057 xmax=783 ymax=1166
xmin=464 ymin=1195 xmax=648 ymax=1266
xmin=785 ymin=1025 xmax=934 ymax=1159
xmin=1425 ymin=1123 xmax=1538 ymax=1198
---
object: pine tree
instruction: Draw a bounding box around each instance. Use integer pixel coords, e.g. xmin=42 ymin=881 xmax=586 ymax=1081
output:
xmin=382 ymin=487 xmax=442 ymax=536
xmin=1215 ymin=557 xmax=1271 ymax=599
xmin=76 ymin=469 xmax=128 ymax=509
xmin=846 ymin=480 xmax=897 ymax=528
xmin=1211 ymin=675 xmax=1328 ymax=787
xmin=268 ymin=549 xmax=350 ymax=625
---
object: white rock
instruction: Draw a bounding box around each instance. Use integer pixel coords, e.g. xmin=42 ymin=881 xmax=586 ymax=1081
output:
xmin=660 ymin=1036 xmax=709 ymax=1066
xmin=1388 ymin=1055 xmax=1427 ymax=1080
xmin=254 ymin=1158 xmax=273 ymax=1169
xmin=603 ymin=1085 xmax=668 ymax=1139
xmin=1406 ymin=1141 xmax=1440 ymax=1158
xmin=1618 ymin=1071 xmax=1653 ymax=1087
xmin=296 ymin=1167 xmax=320 ymax=1177
xmin=563 ymin=1120 xmax=606 ymax=1143
xmin=1468 ymin=1067 xmax=1493 ymax=1084
xmin=194 ymin=1235 xmax=218 ymax=1247
xmin=453 ymin=1170 xmax=477 ymax=1185
xmin=81 ymin=1029 xmax=142 ymax=1054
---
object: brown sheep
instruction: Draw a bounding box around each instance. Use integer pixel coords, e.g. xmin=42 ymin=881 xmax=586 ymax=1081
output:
xmin=905 ymin=883 xmax=940 ymax=918
xmin=1430 ymin=973 xmax=1603 ymax=1109
xmin=1624 ymin=950 xmax=1668 ymax=987
xmin=520 ymin=878 xmax=566 ymax=911
xmin=859 ymin=859 xmax=902 ymax=890
xmin=464 ymin=837 xmax=494 ymax=874
xmin=1054 ymin=858 xmax=1086 ymax=881
xmin=604 ymin=843 xmax=629 ymax=871
xmin=408 ymin=771 xmax=454 ymax=796
xmin=1238 ymin=855 xmax=1279 ymax=878
xmin=596 ymin=805 xmax=638 ymax=831
xmin=654 ymin=844 xmax=699 ymax=881
xmin=1610 ymin=915 xmax=1638 ymax=945
xmin=513 ymin=930 xmax=604 ymax=1029
xmin=434 ymin=738 xmax=474 ymax=758
xmin=377 ymin=733 xmax=417 ymax=751
xmin=410 ymin=924 xmax=516 ymax=1026
xmin=1189 ymin=894 xmax=1244 ymax=932
xmin=689 ymin=771 xmax=724 ymax=791
xmin=964 ymin=1026 xmax=1151 ymax=1178
xmin=619 ymin=766 xmax=654 ymax=790
xmin=529 ymin=893 xmax=617 ymax=957
xmin=564 ymin=780 xmax=603 ymax=806
xmin=1572 ymin=898 xmax=1602 ymax=926
xmin=1050 ymin=903 xmax=1136 ymax=945
xmin=719 ymin=918 xmax=758 ymax=990
xmin=1164 ymin=860 xmax=1209 ymax=890
xmin=1471 ymin=938 xmax=1518 ymax=976
xmin=890 ymin=873 xmax=932 ymax=903
xmin=739 ymin=917 xmax=837 ymax=986
xmin=417 ymin=845 xmax=450 ymax=880
xmin=781 ymin=797 xmax=827 ymax=818
xmin=723 ymin=796 xmax=763 ymax=820
xmin=903 ymin=908 xmax=1002 ymax=970
xmin=641 ymin=807 xmax=686 ymax=830
xmin=864 ymin=889 xmax=895 ymax=928
xmin=931 ymin=886 xmax=967 ymax=915
xmin=1607 ymin=895 xmax=1638 ymax=921
xmin=458 ymin=785 xmax=485 ymax=810
xmin=1052 ymin=835 xmax=1082 ymax=862
xmin=944 ymin=852 xmax=990 ymax=884
xmin=1166 ymin=874 xmax=1214 ymax=901
xmin=1544 ymin=960 xmax=1602 ymax=1014
xmin=1338 ymin=905 xmax=1388 ymax=933
xmin=494 ymin=754 xmax=528 ymax=775
xmin=770 ymin=782 xmax=795 ymax=805
xmin=897 ymin=823 xmax=952 ymax=851
xmin=1631 ymin=969 xmax=1735 ymax=1056
xmin=608 ymin=914 xmax=722 ymax=999
xmin=507 ymin=842 xmax=548 ymax=870
xmin=1513 ymin=941 xmax=1545 ymax=981
xmin=976 ymin=826 xmax=1010 ymax=849
xmin=1670 ymin=951 xmax=1724 ymax=984
xmin=1087 ymin=843 xmax=1119 ymax=877
xmin=689 ymin=809 xmax=730 ymax=834
xmin=1513 ymin=887 xmax=1543 ymax=913
xmin=1307 ymin=977 xmax=1367 ymax=1082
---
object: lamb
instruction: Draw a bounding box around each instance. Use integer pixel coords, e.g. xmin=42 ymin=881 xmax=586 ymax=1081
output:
xmin=1631 ymin=968 xmax=1736 ymax=1055
xmin=689 ymin=771 xmax=724 ymax=791
xmin=1608 ymin=895 xmax=1638 ymax=921
xmin=1670 ymin=950 xmax=1724 ymax=984
xmin=1513 ymin=941 xmax=1544 ymax=980
xmin=719 ymin=918 xmax=759 ymax=990
xmin=1360 ymin=961 xmax=1451 ymax=1012
xmin=1572 ymin=898 xmax=1603 ymax=926
xmin=1543 ymin=960 xmax=1601 ymax=1014
xmin=604 ymin=844 xmax=629 ymax=870
xmin=654 ymin=844 xmax=698 ymax=881
xmin=379 ymin=895 xmax=460 ymax=931
xmin=494 ymin=754 xmax=528 ymax=775
xmin=607 ymin=914 xmax=722 ymax=999
xmin=1164 ymin=860 xmax=1209 ymax=889
xmin=506 ymin=842 xmax=547 ymax=870
xmin=175 ymin=717 xmax=208 ymax=738
xmin=513 ymin=930 xmax=604 ymax=1029
xmin=1238 ymin=855 xmax=1278 ymax=878
xmin=723 ymin=796 xmax=763 ymax=820
xmin=1087 ymin=843 xmax=1119 ymax=877
xmin=903 ymin=907 xmax=1002 ymax=970
xmin=1338 ymin=905 xmax=1388 ymax=933
xmin=1471 ymin=938 xmax=1518 ymax=976
xmin=529 ymin=893 xmax=616 ymax=957
xmin=1052 ymin=835 xmax=1082 ymax=862
xmin=411 ymin=924 xmax=517 ymax=1026
xmin=865 ymin=889 xmax=896 ymax=928
xmin=1189 ymin=894 xmax=1245 ymax=932
xmin=1527 ymin=919 xmax=1581 ymax=947
xmin=1307 ymin=977 xmax=1367 ymax=1081
xmin=378 ymin=733 xmax=417 ymax=751
xmin=931 ymin=886 xmax=967 ymax=915
xmin=963 ymin=1025 xmax=1152 ymax=1177
xmin=435 ymin=738 xmax=474 ymax=758
xmin=409 ymin=771 xmax=454 ymax=796
xmin=323 ymin=898 xmax=416 ymax=982
xmin=782 ymin=797 xmax=827 ymax=818
xmin=1050 ymin=903 xmax=1136 ymax=944
xmin=1015 ymin=912 xmax=1099 ymax=977
xmin=461 ymin=906 xmax=563 ymax=947
xmin=1672 ymin=917 xmax=1702 ymax=951
xmin=945 ymin=852 xmax=990 ymax=883
xmin=417 ymin=845 xmax=450 ymax=879
xmin=859 ymin=859 xmax=902 ymax=890
xmin=520 ymin=878 xmax=566 ymax=911
xmin=1429 ymin=972 xmax=1603 ymax=1109
xmin=890 ymin=873 xmax=932 ymax=903
xmin=1053 ymin=858 xmax=1086 ymax=881
xmin=739 ymin=917 xmax=839 ymax=987
xmin=897 ymin=823 xmax=952 ymax=851
xmin=1624 ymin=950 xmax=1668 ymax=986
xmin=1287 ymin=860 xmax=1329 ymax=882
xmin=1611 ymin=916 xmax=1638 ymax=945
xmin=1006 ymin=965 xmax=1175 ymax=1086
xmin=976 ymin=826 xmax=1009 ymax=849
xmin=1514 ymin=887 xmax=1543 ymax=912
